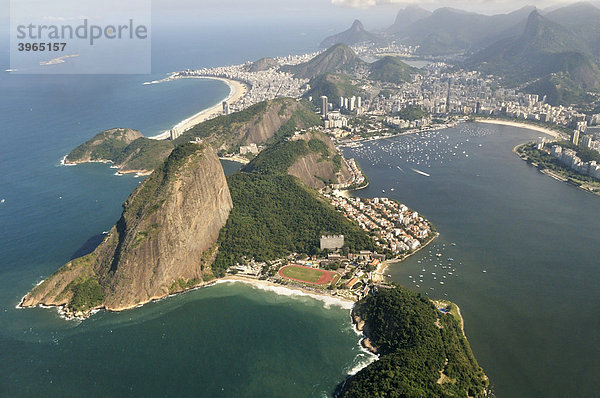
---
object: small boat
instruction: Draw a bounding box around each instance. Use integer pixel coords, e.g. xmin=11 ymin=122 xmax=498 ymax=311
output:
xmin=411 ymin=168 xmax=431 ymax=177
xmin=0 ymin=199 xmax=4 ymax=203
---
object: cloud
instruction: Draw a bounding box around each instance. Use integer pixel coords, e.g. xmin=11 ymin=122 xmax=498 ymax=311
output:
xmin=331 ymin=0 xmax=376 ymax=8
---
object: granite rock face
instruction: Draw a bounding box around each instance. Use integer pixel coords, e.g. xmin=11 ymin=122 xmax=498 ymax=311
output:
xmin=287 ymin=132 xmax=353 ymax=190
xmin=22 ymin=143 xmax=233 ymax=314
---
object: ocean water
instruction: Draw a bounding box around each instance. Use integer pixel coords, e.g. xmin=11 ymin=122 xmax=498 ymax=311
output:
xmin=344 ymin=123 xmax=600 ymax=397
xmin=0 ymin=22 xmax=376 ymax=398
xmin=2 ymin=19 xmax=600 ymax=397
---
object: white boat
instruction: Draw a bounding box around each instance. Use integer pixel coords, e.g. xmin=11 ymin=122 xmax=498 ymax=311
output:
xmin=411 ymin=168 xmax=431 ymax=177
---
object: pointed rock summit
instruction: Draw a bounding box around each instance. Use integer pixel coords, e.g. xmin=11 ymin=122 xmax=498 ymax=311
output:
xmin=320 ymin=19 xmax=379 ymax=48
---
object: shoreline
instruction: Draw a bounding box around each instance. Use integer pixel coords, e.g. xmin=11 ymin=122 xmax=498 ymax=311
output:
xmin=148 ymin=76 xmax=248 ymax=140
xmin=18 ymin=274 xmax=356 ymax=320
xmin=377 ymin=232 xmax=440 ymax=283
xmin=60 ymin=155 xmax=152 ymax=177
xmin=514 ymin=142 xmax=600 ymax=197
xmin=476 ymin=118 xmax=565 ymax=139
xmin=219 ymin=275 xmax=356 ymax=307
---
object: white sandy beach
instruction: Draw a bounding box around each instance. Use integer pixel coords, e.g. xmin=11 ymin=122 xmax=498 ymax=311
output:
xmin=149 ymin=77 xmax=248 ymax=140
xmin=476 ymin=119 xmax=564 ymax=139
xmin=218 ymin=275 xmax=356 ymax=308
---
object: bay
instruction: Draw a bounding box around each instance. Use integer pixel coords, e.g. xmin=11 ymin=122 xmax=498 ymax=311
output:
xmin=344 ymin=123 xmax=600 ymax=397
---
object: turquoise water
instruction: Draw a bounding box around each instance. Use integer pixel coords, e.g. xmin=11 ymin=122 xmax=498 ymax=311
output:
xmin=345 ymin=123 xmax=600 ymax=397
xmin=2 ymin=19 xmax=600 ymax=397
xmin=0 ymin=56 xmax=366 ymax=398
xmin=2 ymin=282 xmax=367 ymax=397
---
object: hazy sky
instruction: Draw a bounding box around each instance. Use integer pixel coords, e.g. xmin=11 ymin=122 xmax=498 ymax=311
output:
xmin=330 ymin=0 xmax=594 ymax=13
xmin=1 ymin=0 xmax=599 ymax=31
xmin=148 ymin=0 xmax=597 ymax=15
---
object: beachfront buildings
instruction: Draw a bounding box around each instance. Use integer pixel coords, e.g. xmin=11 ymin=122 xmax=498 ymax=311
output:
xmin=550 ymin=145 xmax=600 ymax=180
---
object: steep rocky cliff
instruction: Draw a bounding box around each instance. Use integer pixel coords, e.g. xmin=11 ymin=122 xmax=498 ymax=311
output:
xmin=287 ymin=132 xmax=353 ymax=190
xmin=244 ymin=131 xmax=353 ymax=190
xmin=21 ymin=143 xmax=233 ymax=316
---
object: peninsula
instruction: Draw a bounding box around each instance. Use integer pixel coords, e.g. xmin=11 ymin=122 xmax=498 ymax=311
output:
xmin=22 ymin=143 xmax=233 ymax=316
xmin=25 ymin=38 xmax=508 ymax=396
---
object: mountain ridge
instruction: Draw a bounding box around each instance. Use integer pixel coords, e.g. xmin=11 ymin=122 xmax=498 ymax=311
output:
xmin=466 ymin=9 xmax=600 ymax=104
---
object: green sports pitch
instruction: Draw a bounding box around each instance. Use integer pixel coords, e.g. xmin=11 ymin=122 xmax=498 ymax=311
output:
xmin=278 ymin=265 xmax=336 ymax=285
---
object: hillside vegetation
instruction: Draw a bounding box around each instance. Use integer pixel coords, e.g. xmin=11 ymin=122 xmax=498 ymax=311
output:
xmin=66 ymin=128 xmax=143 ymax=164
xmin=212 ymin=173 xmax=375 ymax=276
xmin=65 ymin=98 xmax=321 ymax=173
xmin=467 ymin=10 xmax=600 ymax=105
xmin=282 ymin=44 xmax=366 ymax=80
xmin=337 ymin=286 xmax=488 ymax=397
xmin=305 ymin=74 xmax=367 ymax=108
xmin=369 ymin=56 xmax=422 ymax=84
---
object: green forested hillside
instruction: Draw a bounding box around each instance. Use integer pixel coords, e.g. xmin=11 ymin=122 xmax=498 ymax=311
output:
xmin=282 ymin=44 xmax=366 ymax=79
xmin=66 ymin=128 xmax=144 ymax=163
xmin=66 ymin=98 xmax=321 ymax=173
xmin=305 ymin=74 xmax=366 ymax=107
xmin=369 ymin=56 xmax=422 ymax=84
xmin=337 ymin=286 xmax=488 ymax=398
xmin=243 ymin=136 xmax=334 ymax=175
xmin=467 ymin=10 xmax=600 ymax=105
xmin=212 ymin=173 xmax=375 ymax=276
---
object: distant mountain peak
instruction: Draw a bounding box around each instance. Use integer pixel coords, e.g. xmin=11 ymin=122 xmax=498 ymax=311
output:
xmin=387 ymin=5 xmax=432 ymax=34
xmin=351 ymin=19 xmax=364 ymax=31
xmin=320 ymin=19 xmax=379 ymax=48
xmin=528 ymin=8 xmax=542 ymax=19
xmin=569 ymin=1 xmax=598 ymax=9
xmin=281 ymin=43 xmax=365 ymax=79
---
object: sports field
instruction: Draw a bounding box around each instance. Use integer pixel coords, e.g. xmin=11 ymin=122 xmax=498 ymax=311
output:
xmin=278 ymin=265 xmax=337 ymax=286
